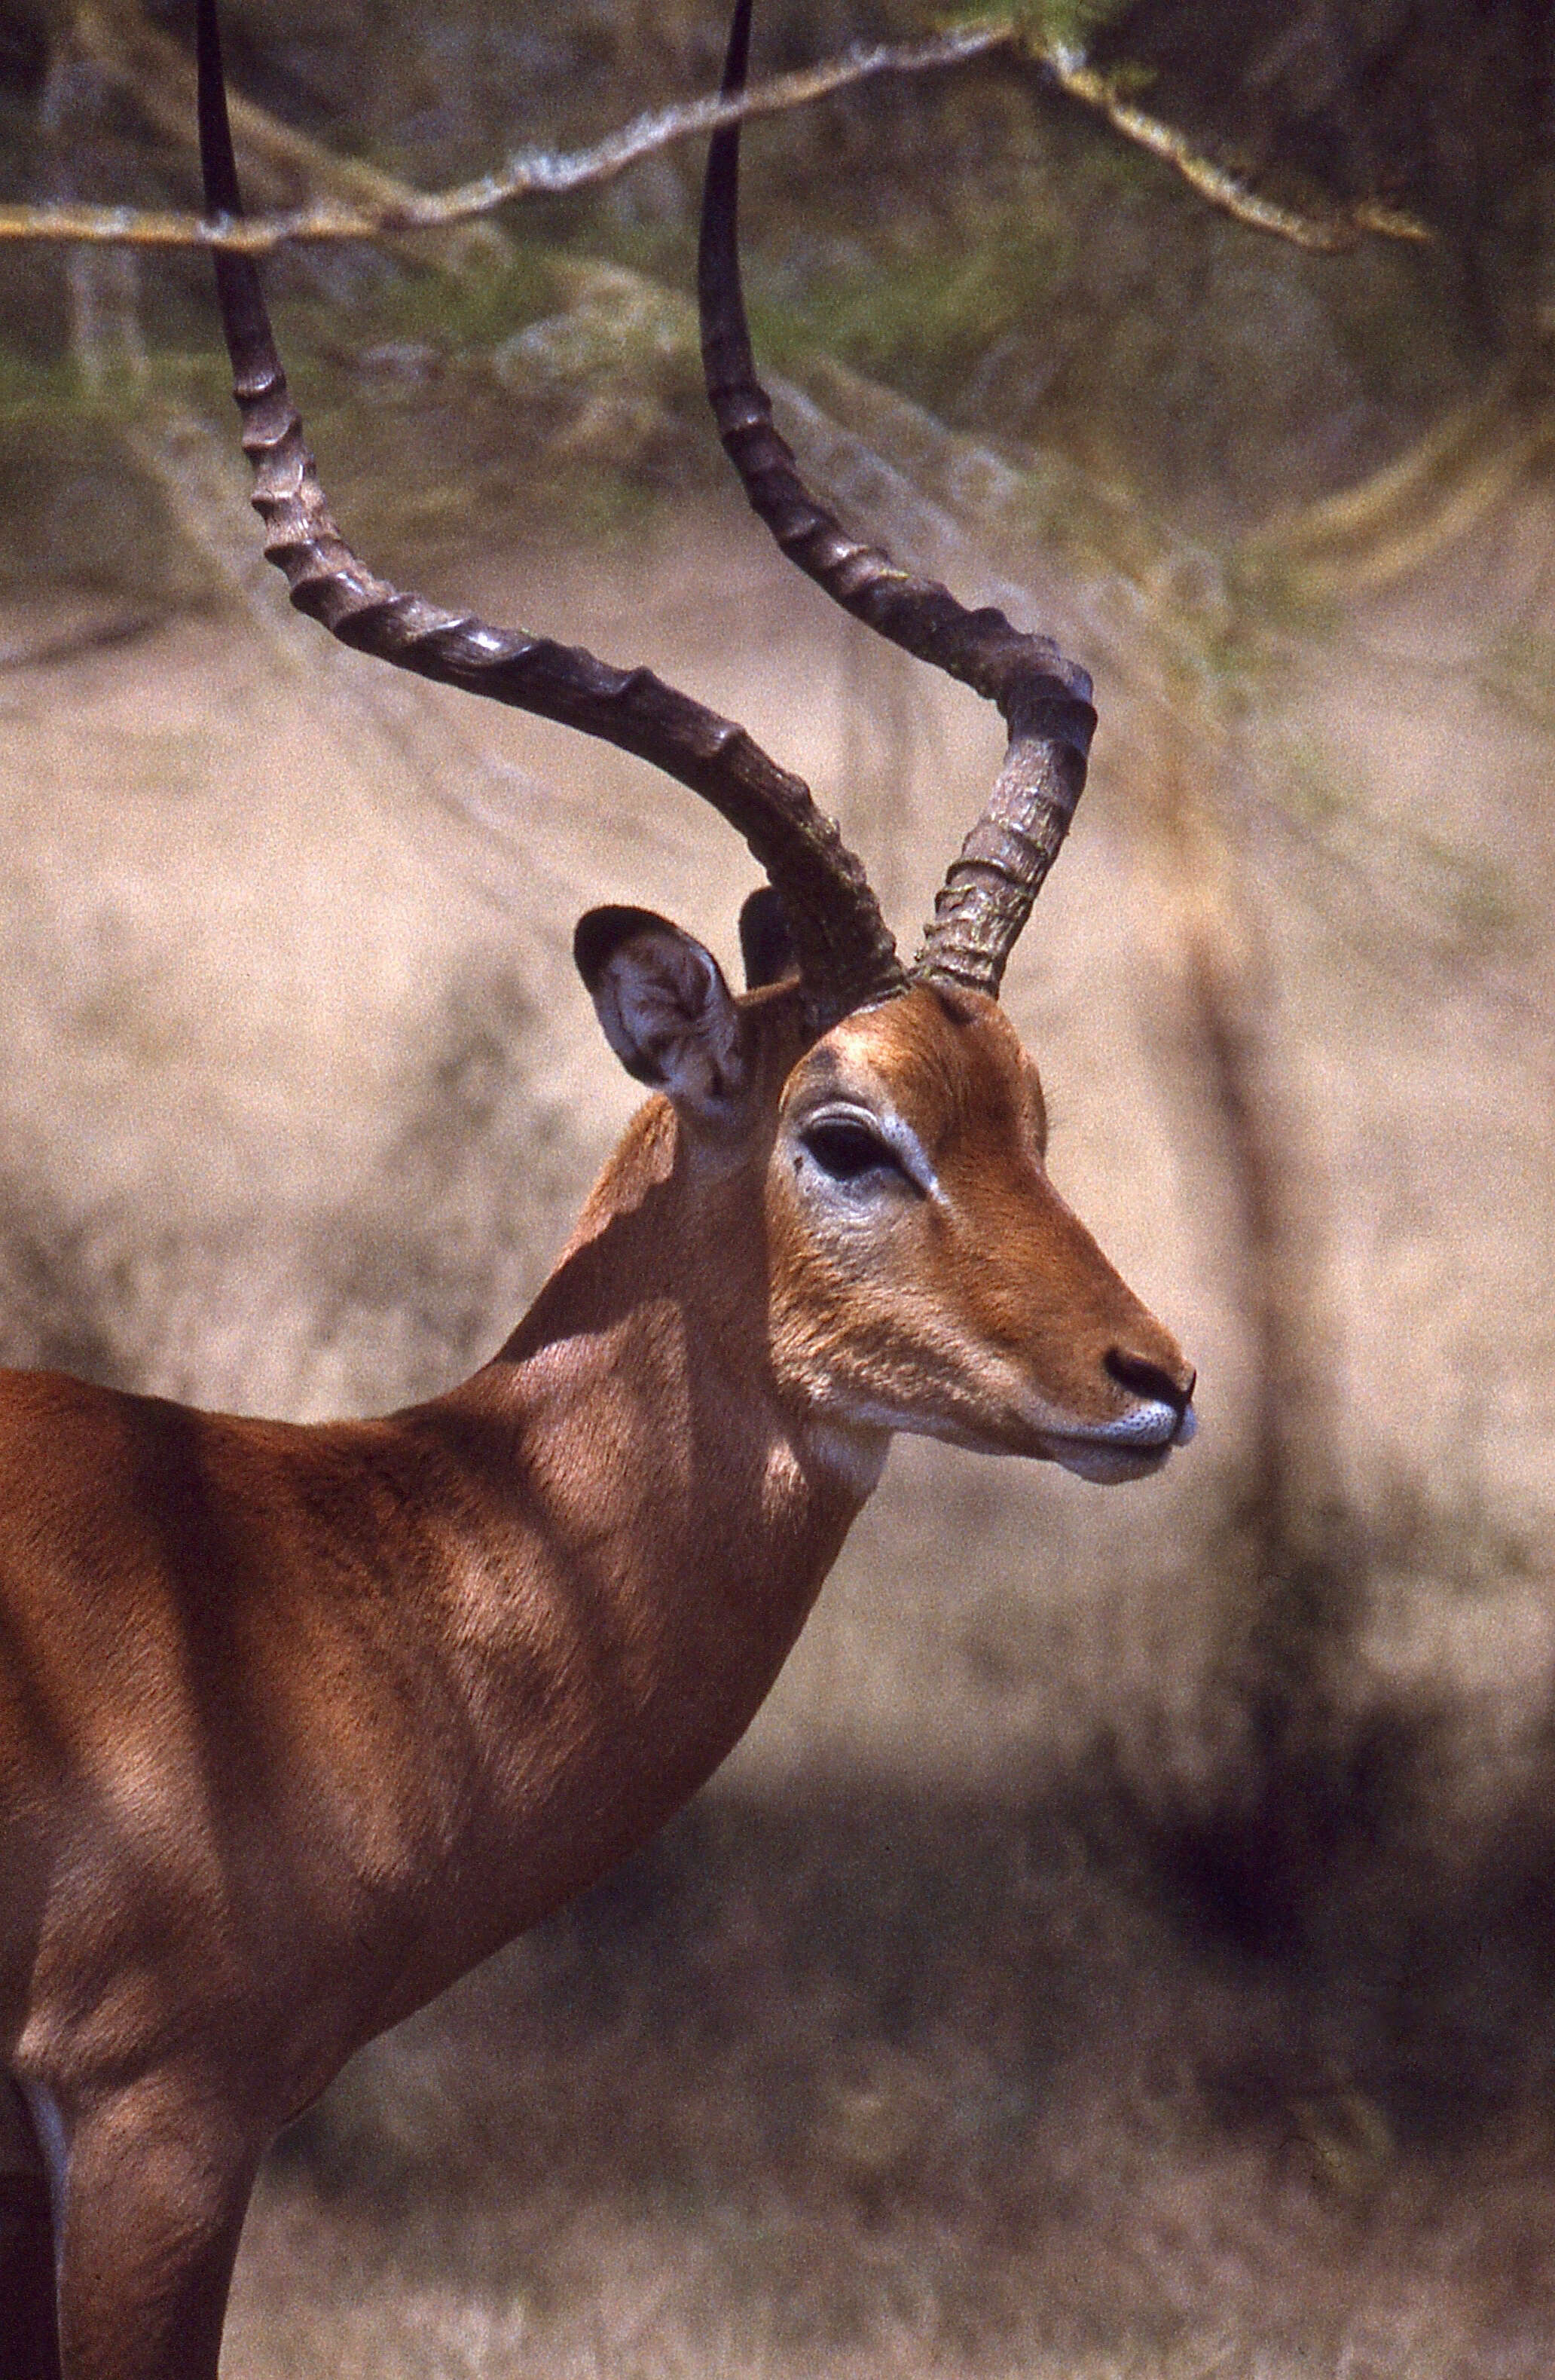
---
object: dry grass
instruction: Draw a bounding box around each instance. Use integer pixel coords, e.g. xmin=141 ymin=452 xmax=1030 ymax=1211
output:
xmin=220 ymin=1773 xmax=1555 ymax=2378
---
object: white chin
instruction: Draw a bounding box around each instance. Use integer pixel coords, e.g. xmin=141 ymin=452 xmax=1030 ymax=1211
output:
xmin=1050 ymin=1440 xmax=1172 ymax=1485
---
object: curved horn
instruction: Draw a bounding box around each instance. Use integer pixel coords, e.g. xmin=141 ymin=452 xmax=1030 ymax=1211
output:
xmin=194 ymin=0 xmax=902 ymax=1030
xmin=698 ymin=0 xmax=1097 ymax=1000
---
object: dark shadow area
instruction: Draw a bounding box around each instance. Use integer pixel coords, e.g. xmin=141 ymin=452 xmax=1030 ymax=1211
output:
xmin=258 ymin=1706 xmax=1555 ymax=2363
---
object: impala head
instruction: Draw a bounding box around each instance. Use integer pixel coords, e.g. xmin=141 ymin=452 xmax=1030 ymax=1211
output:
xmin=769 ymin=984 xmax=1193 ymax=1479
xmin=576 ymin=896 xmax=1194 ymax=1481
xmin=194 ymin=0 xmax=1196 ymax=1481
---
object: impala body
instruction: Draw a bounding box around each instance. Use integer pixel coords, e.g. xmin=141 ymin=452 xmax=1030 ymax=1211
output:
xmin=0 ymin=978 xmax=1186 ymax=2076
xmin=0 ymin=2 xmax=1194 ymax=2372
xmin=0 ymin=973 xmax=1190 ymax=2380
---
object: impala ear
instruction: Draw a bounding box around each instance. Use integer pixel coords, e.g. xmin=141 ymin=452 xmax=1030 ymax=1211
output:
xmin=575 ymin=906 xmax=751 ymax=1117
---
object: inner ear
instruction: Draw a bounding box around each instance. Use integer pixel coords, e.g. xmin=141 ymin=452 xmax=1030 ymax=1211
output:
xmin=574 ymin=906 xmax=750 ymax=1117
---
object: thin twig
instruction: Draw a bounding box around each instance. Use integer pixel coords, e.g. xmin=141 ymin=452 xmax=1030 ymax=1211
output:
xmin=1039 ymin=44 xmax=1431 ymax=254
xmin=0 ymin=22 xmax=1016 ymax=253
xmin=0 ymin=14 xmax=1431 ymax=257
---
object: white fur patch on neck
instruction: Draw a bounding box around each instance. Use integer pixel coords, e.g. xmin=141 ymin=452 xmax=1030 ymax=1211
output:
xmin=802 ymin=1418 xmax=891 ymax=1499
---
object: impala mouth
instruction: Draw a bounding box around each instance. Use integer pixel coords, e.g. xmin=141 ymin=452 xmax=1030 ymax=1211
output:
xmin=1051 ymin=1438 xmax=1172 ymax=1483
xmin=1043 ymin=1395 xmax=1196 ymax=1483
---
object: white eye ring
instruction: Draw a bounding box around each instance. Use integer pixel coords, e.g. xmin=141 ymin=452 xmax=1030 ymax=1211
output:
xmin=793 ymin=1104 xmax=939 ymax=1199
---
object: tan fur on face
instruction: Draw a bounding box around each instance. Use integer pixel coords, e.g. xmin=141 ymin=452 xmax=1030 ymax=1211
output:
xmin=764 ymin=986 xmax=1193 ymax=1462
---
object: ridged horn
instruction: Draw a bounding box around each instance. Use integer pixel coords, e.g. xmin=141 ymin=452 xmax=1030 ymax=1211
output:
xmin=194 ymin=0 xmax=903 ymax=1030
xmin=698 ymin=0 xmax=1097 ymax=999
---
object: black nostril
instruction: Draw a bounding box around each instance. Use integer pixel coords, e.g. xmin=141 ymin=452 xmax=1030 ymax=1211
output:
xmin=1105 ymin=1349 xmax=1193 ymax=1412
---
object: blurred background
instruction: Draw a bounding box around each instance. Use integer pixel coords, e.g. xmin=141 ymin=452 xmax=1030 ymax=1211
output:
xmin=2 ymin=1 xmax=1554 ymax=2371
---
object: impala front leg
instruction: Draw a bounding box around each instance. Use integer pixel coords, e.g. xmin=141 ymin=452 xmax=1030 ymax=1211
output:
xmin=45 ymin=2079 xmax=257 ymax=2380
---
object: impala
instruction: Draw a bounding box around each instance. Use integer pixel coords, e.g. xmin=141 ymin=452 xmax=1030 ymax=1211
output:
xmin=0 ymin=2 xmax=1195 ymax=2372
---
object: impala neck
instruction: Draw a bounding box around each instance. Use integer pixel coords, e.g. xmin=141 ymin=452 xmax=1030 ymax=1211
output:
xmin=499 ymin=1091 xmax=777 ymax=1390
xmin=399 ymin=1085 xmax=883 ymax=1931
xmin=493 ymin=1081 xmax=888 ymax=1526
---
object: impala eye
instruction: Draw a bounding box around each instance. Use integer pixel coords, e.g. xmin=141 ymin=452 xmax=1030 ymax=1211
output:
xmin=800 ymin=1119 xmax=902 ymax=1183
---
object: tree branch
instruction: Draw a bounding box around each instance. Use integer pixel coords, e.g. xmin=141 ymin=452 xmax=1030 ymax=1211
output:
xmin=0 ymin=8 xmax=1431 ymax=258
xmin=1037 ymin=44 xmax=1431 ymax=254
xmin=0 ymin=19 xmax=1017 ymax=254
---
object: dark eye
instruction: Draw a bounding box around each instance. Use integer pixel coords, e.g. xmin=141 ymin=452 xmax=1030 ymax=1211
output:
xmin=800 ymin=1120 xmax=900 ymax=1183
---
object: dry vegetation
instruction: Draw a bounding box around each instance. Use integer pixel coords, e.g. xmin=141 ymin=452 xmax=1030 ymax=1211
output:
xmin=4 ymin=0 xmax=1555 ymax=2370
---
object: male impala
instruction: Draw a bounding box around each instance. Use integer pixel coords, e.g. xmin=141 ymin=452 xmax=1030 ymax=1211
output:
xmin=0 ymin=2 xmax=1194 ymax=2372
